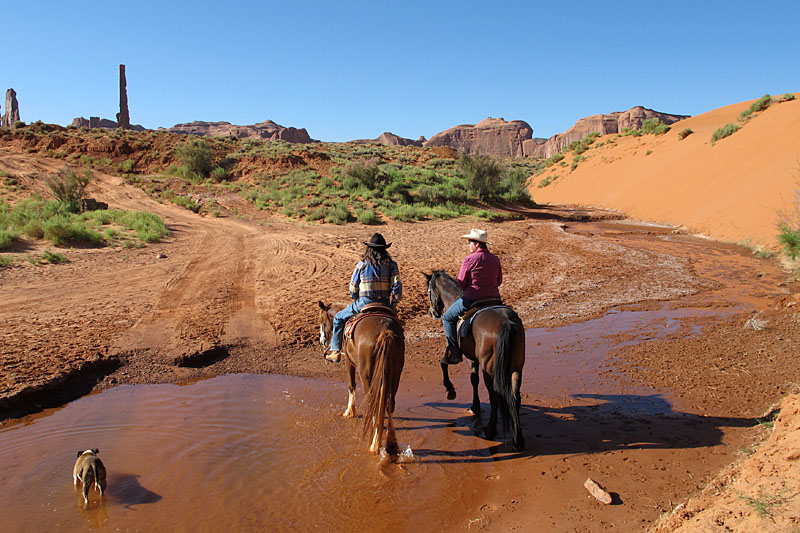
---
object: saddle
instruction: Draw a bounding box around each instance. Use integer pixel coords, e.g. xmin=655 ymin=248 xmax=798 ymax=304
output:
xmin=343 ymin=303 xmax=399 ymax=339
xmin=457 ymin=299 xmax=507 ymax=338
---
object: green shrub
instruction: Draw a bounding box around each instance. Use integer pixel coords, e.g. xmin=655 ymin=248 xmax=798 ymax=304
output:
xmin=175 ymin=138 xmax=213 ymax=179
xmin=739 ymin=94 xmax=772 ymax=121
xmin=782 ymin=93 xmax=796 ymax=101
xmin=323 ymin=201 xmax=352 ymax=224
xmin=0 ymin=255 xmax=12 ymax=267
xmin=42 ymin=249 xmax=68 ymax=264
xmin=172 ymin=195 xmax=200 ymax=212
xmin=778 ymin=222 xmax=800 ymax=260
xmin=0 ymin=229 xmax=17 ymax=249
xmin=458 ymin=151 xmax=503 ymax=200
xmin=356 ymin=208 xmax=379 ymax=225
xmin=711 ymin=123 xmax=740 ymax=144
xmin=210 ymin=166 xmax=230 ymax=182
xmin=678 ymin=128 xmax=694 ymax=140
xmin=45 ymin=166 xmax=93 ymax=213
xmin=544 ymin=153 xmax=565 ymax=167
xmin=120 ymin=159 xmax=135 ymax=172
xmin=340 ymin=158 xmax=385 ymax=189
xmin=639 ymin=118 xmax=671 ymax=135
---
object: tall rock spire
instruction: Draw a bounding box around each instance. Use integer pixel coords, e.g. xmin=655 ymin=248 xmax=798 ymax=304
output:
xmin=117 ymin=64 xmax=130 ymax=130
xmin=1 ymin=88 xmax=20 ymax=127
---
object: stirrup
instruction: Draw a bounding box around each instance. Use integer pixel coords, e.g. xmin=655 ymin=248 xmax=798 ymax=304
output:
xmin=325 ymin=350 xmax=341 ymax=363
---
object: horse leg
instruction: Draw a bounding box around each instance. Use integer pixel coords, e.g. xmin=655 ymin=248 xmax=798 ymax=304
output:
xmin=342 ymin=358 xmax=356 ymax=418
xmin=511 ymin=370 xmax=525 ymax=450
xmin=468 ymin=360 xmax=481 ymax=415
xmin=483 ymin=369 xmax=498 ymax=440
xmin=441 ymin=362 xmax=456 ymax=400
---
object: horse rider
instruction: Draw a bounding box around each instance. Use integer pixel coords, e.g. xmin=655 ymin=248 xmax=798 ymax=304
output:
xmin=441 ymin=228 xmax=502 ymax=365
xmin=326 ymin=233 xmax=402 ymax=362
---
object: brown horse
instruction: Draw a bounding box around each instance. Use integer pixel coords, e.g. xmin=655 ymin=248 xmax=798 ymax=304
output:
xmin=423 ymin=270 xmax=526 ymax=450
xmin=318 ymin=301 xmax=405 ymax=455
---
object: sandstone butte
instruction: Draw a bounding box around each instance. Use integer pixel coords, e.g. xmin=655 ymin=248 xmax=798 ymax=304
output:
xmin=531 ymin=94 xmax=800 ymax=251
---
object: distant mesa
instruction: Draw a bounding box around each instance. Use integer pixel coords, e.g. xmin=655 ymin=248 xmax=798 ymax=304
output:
xmin=350 ymin=131 xmax=425 ymax=147
xmin=71 ymin=116 xmax=145 ymax=131
xmin=425 ymin=117 xmax=533 ymax=158
xmin=524 ymin=106 xmax=690 ymax=158
xmin=423 ymin=109 xmax=689 ymax=159
xmin=163 ymin=120 xmax=315 ymax=143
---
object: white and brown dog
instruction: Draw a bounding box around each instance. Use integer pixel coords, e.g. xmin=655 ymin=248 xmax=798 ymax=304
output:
xmin=72 ymin=449 xmax=107 ymax=504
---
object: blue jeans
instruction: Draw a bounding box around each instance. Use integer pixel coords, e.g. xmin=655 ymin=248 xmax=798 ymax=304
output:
xmin=442 ymin=297 xmax=473 ymax=353
xmin=330 ymin=297 xmax=388 ymax=351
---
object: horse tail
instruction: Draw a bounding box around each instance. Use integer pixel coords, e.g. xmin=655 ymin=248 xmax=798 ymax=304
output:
xmin=361 ymin=328 xmax=394 ymax=446
xmin=493 ymin=316 xmax=523 ymax=438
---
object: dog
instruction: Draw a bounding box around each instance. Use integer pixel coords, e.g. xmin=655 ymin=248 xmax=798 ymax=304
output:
xmin=72 ymin=449 xmax=107 ymax=504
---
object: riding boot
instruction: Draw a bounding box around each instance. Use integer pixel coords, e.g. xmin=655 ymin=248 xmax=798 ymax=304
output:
xmin=440 ymin=346 xmax=462 ymax=365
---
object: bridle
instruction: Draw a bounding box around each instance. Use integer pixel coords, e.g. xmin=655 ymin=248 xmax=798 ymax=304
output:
xmin=427 ymin=272 xmax=443 ymax=319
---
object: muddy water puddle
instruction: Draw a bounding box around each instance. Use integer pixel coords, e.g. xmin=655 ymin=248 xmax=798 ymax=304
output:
xmin=0 ymin=374 xmax=499 ymax=532
xmin=525 ymin=305 xmax=734 ymax=411
xmin=0 ymin=306 xmax=740 ymax=531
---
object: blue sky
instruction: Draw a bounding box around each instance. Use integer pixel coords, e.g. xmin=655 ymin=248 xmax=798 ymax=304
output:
xmin=4 ymin=1 xmax=798 ymax=142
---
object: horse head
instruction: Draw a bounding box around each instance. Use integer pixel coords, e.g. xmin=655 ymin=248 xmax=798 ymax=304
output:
xmin=423 ymin=271 xmax=446 ymax=319
xmin=318 ymin=301 xmax=333 ymax=348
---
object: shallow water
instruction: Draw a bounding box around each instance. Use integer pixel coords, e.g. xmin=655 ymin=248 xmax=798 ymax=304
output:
xmin=0 ymin=305 xmax=731 ymax=532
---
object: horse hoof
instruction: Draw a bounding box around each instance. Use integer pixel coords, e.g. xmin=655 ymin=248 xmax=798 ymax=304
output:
xmin=446 ymin=389 xmax=456 ymax=401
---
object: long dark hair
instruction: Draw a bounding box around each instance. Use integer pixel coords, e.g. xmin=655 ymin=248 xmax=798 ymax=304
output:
xmin=363 ymin=246 xmax=392 ymax=266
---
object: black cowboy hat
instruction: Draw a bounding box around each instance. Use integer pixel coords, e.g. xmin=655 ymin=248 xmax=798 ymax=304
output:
xmin=363 ymin=233 xmax=391 ymax=249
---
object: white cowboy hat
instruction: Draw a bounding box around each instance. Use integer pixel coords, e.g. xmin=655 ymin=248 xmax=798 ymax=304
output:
xmin=461 ymin=228 xmax=489 ymax=243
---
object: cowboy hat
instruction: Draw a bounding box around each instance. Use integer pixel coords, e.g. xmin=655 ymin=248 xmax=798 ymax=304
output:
xmin=363 ymin=233 xmax=392 ymax=248
xmin=461 ymin=228 xmax=489 ymax=243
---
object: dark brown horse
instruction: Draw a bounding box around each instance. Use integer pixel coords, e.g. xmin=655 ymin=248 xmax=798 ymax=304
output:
xmin=318 ymin=301 xmax=405 ymax=454
xmin=423 ymin=270 xmax=526 ymax=450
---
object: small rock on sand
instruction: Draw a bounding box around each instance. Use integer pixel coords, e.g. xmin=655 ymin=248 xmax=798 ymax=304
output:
xmin=584 ymin=478 xmax=612 ymax=504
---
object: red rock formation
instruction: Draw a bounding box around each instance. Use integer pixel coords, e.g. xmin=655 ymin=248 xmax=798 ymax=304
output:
xmin=2 ymin=88 xmax=20 ymax=127
xmin=424 ymin=117 xmax=533 ymax=158
xmin=523 ymin=106 xmax=689 ymax=158
xmin=70 ymin=116 xmax=145 ymax=131
xmin=350 ymin=131 xmax=424 ymax=147
xmin=117 ymin=64 xmax=130 ymax=130
xmin=164 ymin=120 xmax=314 ymax=143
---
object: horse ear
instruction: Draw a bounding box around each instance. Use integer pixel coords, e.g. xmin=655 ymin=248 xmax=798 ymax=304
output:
xmin=318 ymin=300 xmax=328 ymax=311
xmin=92 ymin=448 xmax=99 ymax=454
xmin=77 ymin=450 xmax=83 ymax=458
xmin=422 ymin=271 xmax=432 ymax=281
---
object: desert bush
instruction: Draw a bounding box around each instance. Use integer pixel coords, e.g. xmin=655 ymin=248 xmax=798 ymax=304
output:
xmin=0 ymin=229 xmax=17 ymax=250
xmin=176 ymin=138 xmax=213 ymax=179
xmin=739 ymin=94 xmax=772 ymax=121
xmin=678 ymin=128 xmax=694 ymax=140
xmin=544 ymin=153 xmax=564 ymax=167
xmin=45 ymin=166 xmax=93 ymax=213
xmin=458 ymin=151 xmax=503 ymax=200
xmin=356 ymin=208 xmax=379 ymax=225
xmin=639 ymin=118 xmax=671 ymax=135
xmin=323 ymin=201 xmax=352 ymax=224
xmin=172 ymin=195 xmax=200 ymax=212
xmin=340 ymin=158 xmax=385 ymax=190
xmin=782 ymin=93 xmax=796 ymax=101
xmin=711 ymin=123 xmax=740 ymax=144
xmin=0 ymin=255 xmax=12 ymax=267
xmin=778 ymin=222 xmax=800 ymax=260
xmin=120 ymin=159 xmax=135 ymax=172
xmin=42 ymin=249 xmax=68 ymax=264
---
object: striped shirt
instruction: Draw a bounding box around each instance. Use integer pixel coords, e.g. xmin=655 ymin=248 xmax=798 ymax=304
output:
xmin=349 ymin=259 xmax=402 ymax=303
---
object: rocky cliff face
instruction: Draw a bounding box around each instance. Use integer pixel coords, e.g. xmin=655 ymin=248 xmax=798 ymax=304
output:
xmin=163 ymin=120 xmax=314 ymax=143
xmin=350 ymin=131 xmax=424 ymax=147
xmin=424 ymin=117 xmax=533 ymax=158
xmin=523 ymin=106 xmax=689 ymax=158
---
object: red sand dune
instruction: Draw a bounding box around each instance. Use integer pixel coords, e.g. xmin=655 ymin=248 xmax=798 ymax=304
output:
xmin=532 ymin=95 xmax=800 ymax=249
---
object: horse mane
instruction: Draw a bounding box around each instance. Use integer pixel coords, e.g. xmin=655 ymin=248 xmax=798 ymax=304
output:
xmin=432 ymin=269 xmax=462 ymax=297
